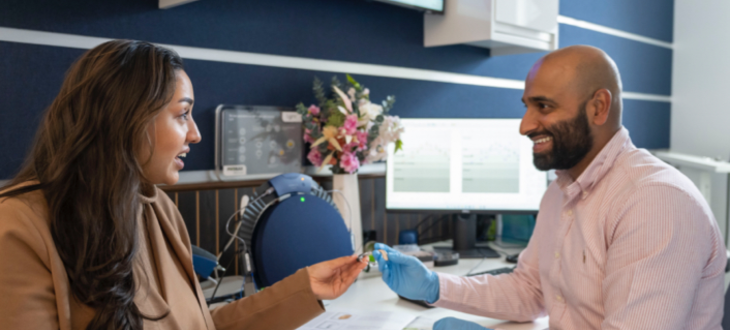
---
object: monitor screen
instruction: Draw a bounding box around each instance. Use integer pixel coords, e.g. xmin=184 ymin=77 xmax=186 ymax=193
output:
xmin=375 ymin=0 xmax=444 ymax=12
xmin=386 ymin=119 xmax=548 ymax=212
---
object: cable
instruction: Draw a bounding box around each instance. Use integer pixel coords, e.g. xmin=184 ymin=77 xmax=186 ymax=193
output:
xmin=416 ymin=215 xmax=449 ymax=244
xmin=210 ymin=237 xmax=247 ymax=301
xmin=326 ymin=190 xmax=353 ymax=234
xmin=219 ymin=187 xmax=275 ymax=259
xmin=213 ymin=182 xmax=343 ymax=300
xmin=209 ymin=187 xmax=276 ymax=302
xmin=327 ymin=189 xmax=359 ymax=253
xmin=411 ymin=214 xmax=436 ymax=232
xmin=465 ymin=256 xmax=488 ymax=277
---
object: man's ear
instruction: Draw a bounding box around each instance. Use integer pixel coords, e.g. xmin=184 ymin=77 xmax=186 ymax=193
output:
xmin=590 ymin=89 xmax=612 ymax=126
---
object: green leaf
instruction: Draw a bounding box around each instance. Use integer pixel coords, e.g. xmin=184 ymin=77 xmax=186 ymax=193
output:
xmin=331 ymin=76 xmax=343 ymax=90
xmin=368 ymin=125 xmax=380 ymax=140
xmin=318 ymin=144 xmax=329 ymax=154
xmin=394 ymin=139 xmax=404 ymax=153
xmin=382 ymin=95 xmax=396 ymax=114
xmin=295 ymin=102 xmax=308 ymax=115
xmin=346 ymin=74 xmax=362 ymax=90
xmin=328 ymin=110 xmax=346 ymax=127
xmin=331 ymin=163 xmax=346 ymax=175
xmin=313 ymin=77 xmax=327 ymax=107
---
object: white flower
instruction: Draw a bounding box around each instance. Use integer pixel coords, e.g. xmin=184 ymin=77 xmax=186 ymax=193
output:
xmin=366 ymin=136 xmax=388 ymax=163
xmin=365 ymin=115 xmax=404 ymax=163
xmin=379 ymin=115 xmax=404 ymax=143
xmin=357 ymin=101 xmax=383 ymax=127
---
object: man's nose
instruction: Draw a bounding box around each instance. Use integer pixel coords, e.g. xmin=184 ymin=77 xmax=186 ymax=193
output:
xmin=520 ymin=108 xmax=539 ymax=136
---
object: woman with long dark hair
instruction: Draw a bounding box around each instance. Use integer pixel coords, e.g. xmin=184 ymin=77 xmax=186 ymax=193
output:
xmin=0 ymin=40 xmax=366 ymax=330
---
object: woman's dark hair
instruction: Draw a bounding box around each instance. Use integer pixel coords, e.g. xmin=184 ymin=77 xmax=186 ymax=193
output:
xmin=0 ymin=40 xmax=184 ymax=329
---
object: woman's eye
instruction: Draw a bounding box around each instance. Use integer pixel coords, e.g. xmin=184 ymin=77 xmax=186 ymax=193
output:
xmin=181 ymin=110 xmax=190 ymax=120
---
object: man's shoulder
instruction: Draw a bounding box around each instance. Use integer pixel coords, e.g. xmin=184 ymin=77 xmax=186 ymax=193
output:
xmin=610 ymin=148 xmax=699 ymax=195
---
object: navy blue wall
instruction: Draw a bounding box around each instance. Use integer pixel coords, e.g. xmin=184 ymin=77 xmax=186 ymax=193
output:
xmin=0 ymin=0 xmax=674 ymax=179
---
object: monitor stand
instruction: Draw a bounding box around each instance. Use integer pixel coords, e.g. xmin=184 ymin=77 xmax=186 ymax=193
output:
xmin=433 ymin=213 xmax=500 ymax=259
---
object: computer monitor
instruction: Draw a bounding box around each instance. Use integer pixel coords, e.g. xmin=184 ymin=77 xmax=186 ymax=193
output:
xmin=386 ymin=118 xmax=548 ymax=257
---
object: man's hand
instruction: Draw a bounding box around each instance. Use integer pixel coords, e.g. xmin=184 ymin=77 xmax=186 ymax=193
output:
xmin=308 ymin=255 xmax=368 ymax=300
xmin=433 ymin=317 xmax=493 ymax=330
xmin=373 ymin=243 xmax=440 ymax=303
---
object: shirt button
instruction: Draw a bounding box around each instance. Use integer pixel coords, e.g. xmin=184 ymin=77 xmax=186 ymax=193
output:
xmin=566 ymin=210 xmax=573 ymax=216
xmin=582 ymin=191 xmax=588 ymax=199
xmin=556 ymin=295 xmax=564 ymax=302
xmin=554 ymin=252 xmax=560 ymax=259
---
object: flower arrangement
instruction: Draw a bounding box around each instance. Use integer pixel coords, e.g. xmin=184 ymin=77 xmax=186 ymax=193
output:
xmin=296 ymin=74 xmax=404 ymax=174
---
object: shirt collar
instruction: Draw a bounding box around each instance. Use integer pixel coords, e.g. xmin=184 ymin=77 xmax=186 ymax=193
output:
xmin=555 ymin=127 xmax=632 ymax=200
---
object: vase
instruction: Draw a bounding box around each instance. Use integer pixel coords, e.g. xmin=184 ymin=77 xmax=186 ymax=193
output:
xmin=332 ymin=173 xmax=363 ymax=253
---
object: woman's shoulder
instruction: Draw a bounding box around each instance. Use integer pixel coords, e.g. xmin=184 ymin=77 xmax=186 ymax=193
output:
xmin=0 ymin=181 xmax=54 ymax=259
xmin=151 ymin=186 xmax=188 ymax=231
xmin=0 ymin=181 xmax=49 ymax=225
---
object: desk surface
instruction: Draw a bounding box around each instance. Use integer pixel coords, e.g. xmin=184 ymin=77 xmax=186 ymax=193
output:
xmin=324 ymin=243 xmax=549 ymax=330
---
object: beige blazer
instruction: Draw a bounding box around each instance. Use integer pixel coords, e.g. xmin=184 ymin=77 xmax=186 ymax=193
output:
xmin=0 ymin=183 xmax=324 ymax=330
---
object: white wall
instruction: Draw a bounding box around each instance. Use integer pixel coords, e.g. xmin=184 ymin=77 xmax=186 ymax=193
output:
xmin=672 ymin=0 xmax=730 ymax=158
xmin=672 ymin=0 xmax=730 ymax=245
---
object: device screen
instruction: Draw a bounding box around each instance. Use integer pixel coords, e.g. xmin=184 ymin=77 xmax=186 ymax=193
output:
xmin=386 ymin=119 xmax=547 ymax=212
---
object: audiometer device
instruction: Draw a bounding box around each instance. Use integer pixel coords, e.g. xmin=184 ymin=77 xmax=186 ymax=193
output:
xmin=215 ymin=105 xmax=303 ymax=178
xmin=236 ymin=173 xmax=354 ymax=288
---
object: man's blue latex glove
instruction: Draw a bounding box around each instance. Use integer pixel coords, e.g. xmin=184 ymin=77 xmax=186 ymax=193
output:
xmin=433 ymin=317 xmax=493 ymax=330
xmin=372 ymin=243 xmax=440 ymax=303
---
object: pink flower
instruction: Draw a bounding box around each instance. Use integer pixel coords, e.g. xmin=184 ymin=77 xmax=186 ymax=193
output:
xmin=307 ymin=149 xmax=323 ymax=167
xmin=303 ymin=129 xmax=315 ymax=144
xmin=342 ymin=142 xmax=355 ymax=150
xmin=355 ymin=130 xmax=369 ymax=151
xmin=308 ymin=104 xmax=320 ymax=116
xmin=343 ymin=114 xmax=358 ymax=135
xmin=339 ymin=151 xmax=360 ymax=174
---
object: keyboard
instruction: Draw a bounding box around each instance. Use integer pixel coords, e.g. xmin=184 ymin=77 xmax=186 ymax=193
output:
xmin=467 ymin=266 xmax=515 ymax=277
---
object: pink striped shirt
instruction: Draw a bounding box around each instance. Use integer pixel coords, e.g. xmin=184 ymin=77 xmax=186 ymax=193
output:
xmin=433 ymin=127 xmax=726 ymax=329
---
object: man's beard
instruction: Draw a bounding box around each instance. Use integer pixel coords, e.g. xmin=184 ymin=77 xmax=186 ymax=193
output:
xmin=532 ymin=103 xmax=594 ymax=171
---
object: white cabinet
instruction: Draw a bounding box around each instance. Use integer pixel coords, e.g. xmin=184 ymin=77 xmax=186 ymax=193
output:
xmin=424 ymin=0 xmax=559 ymax=56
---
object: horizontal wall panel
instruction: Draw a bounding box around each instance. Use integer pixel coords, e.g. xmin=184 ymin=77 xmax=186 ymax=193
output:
xmin=0 ymin=41 xmax=526 ymax=178
xmin=183 ymin=58 xmax=528 ymax=172
xmin=559 ymin=24 xmax=673 ymax=96
xmin=622 ymin=99 xmax=671 ymax=150
xmin=0 ymin=42 xmax=86 ymax=179
xmin=0 ymin=42 xmax=671 ymax=178
xmin=0 ymin=0 xmax=673 ymax=92
xmin=560 ymin=0 xmax=674 ymax=43
xmin=0 ymin=41 xmax=671 ymax=180
xmin=0 ymin=0 xmax=547 ymax=81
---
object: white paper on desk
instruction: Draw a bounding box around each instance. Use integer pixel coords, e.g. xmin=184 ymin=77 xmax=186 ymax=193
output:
xmin=296 ymin=309 xmax=416 ymax=330
xmin=402 ymin=316 xmax=435 ymax=330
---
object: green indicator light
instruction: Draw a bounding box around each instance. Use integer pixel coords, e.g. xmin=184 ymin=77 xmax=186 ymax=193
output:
xmin=300 ymin=197 xmax=305 ymax=202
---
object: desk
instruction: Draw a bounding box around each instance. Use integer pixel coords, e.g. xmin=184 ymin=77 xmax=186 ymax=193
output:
xmin=325 ymin=243 xmax=549 ymax=330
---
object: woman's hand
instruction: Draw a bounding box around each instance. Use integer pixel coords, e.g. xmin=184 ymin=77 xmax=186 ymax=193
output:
xmin=308 ymin=255 xmax=368 ymax=300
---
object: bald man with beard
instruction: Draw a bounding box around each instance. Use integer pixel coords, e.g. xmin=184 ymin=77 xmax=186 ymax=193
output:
xmin=372 ymin=46 xmax=726 ymax=330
